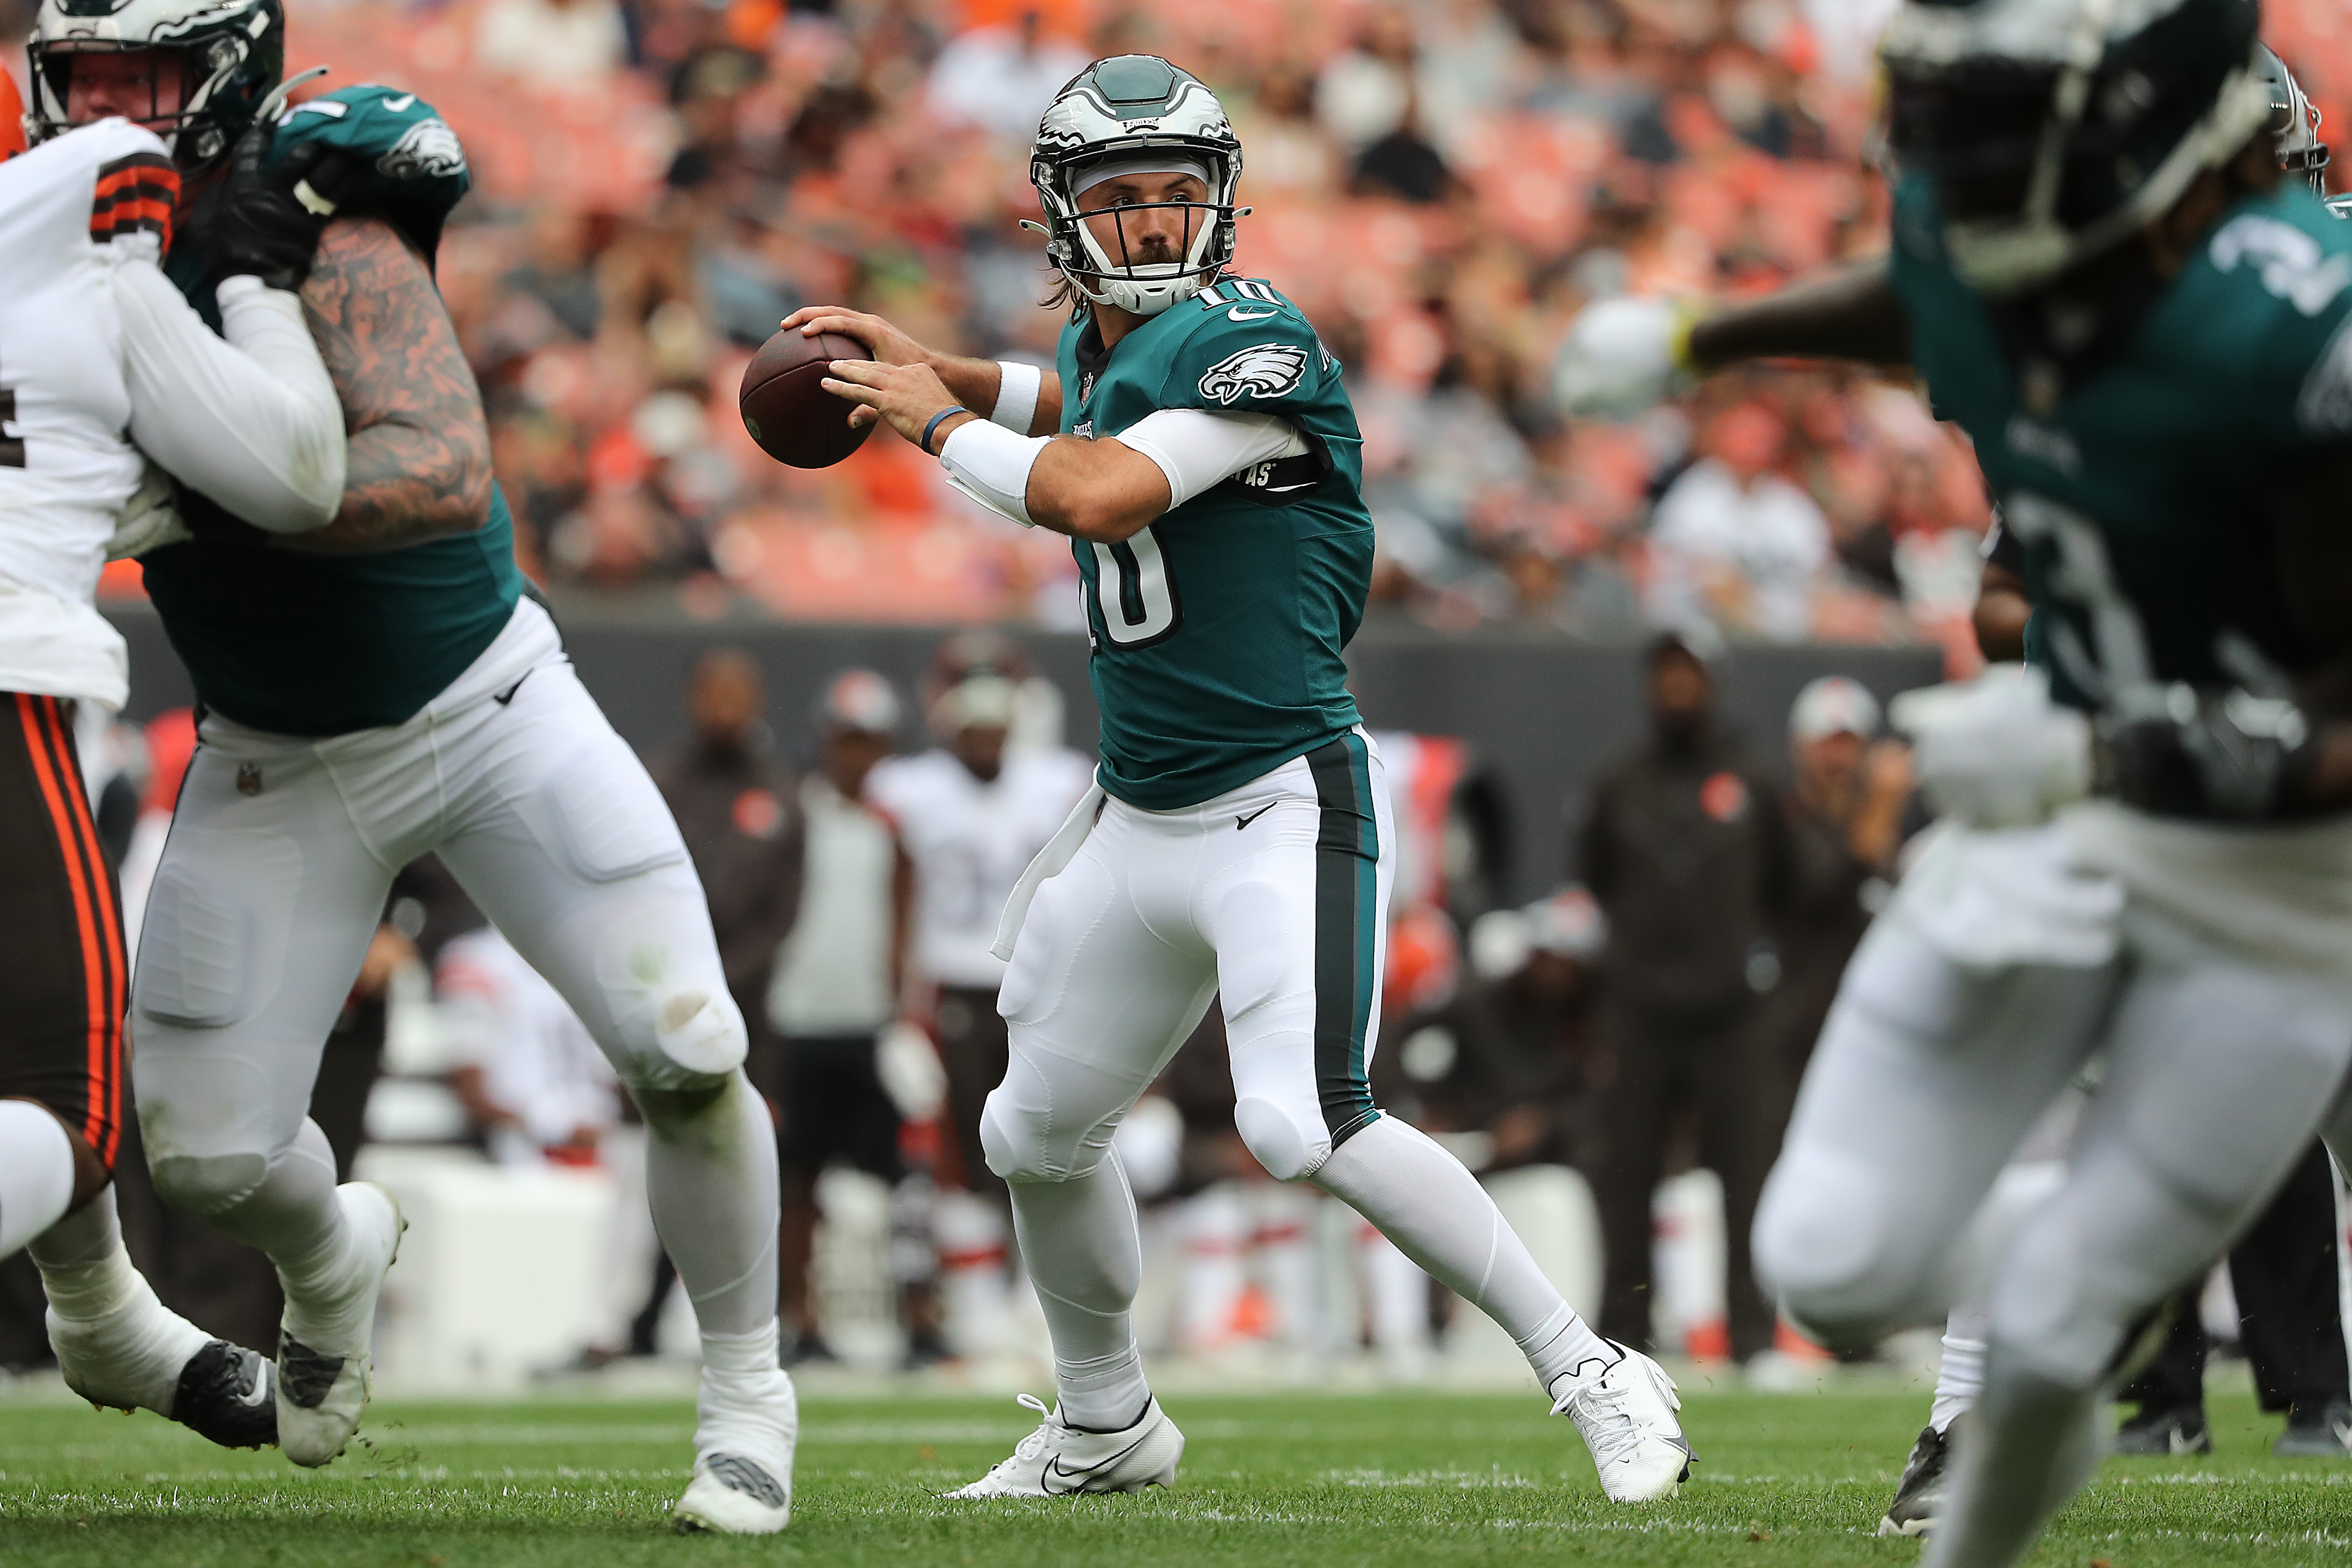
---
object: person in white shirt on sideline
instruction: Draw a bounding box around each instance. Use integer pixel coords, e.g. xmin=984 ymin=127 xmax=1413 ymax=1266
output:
xmin=764 ymin=671 xmax=925 ymax=1362
xmin=866 ymin=634 xmax=1092 ymax=1357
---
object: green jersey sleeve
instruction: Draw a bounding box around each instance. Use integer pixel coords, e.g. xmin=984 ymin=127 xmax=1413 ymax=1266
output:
xmin=268 ymin=84 xmax=472 ymax=263
xmin=1152 ymin=280 xmax=1336 ymax=420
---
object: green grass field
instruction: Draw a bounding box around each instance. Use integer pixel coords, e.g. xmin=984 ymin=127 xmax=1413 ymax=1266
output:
xmin=0 ymin=1382 xmax=2342 ymax=1566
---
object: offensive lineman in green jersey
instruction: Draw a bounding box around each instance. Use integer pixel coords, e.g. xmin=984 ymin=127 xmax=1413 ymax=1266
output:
xmin=787 ymin=53 xmax=1693 ymax=1503
xmin=32 ymin=1 xmax=797 ymax=1531
xmin=1555 ymin=1 xmax=2352 ymax=1564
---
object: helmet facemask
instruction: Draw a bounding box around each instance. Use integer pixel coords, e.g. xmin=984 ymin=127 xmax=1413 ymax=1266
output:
xmin=1051 ymin=154 xmax=1234 ymax=315
xmin=2259 ymin=46 xmax=2331 ymax=197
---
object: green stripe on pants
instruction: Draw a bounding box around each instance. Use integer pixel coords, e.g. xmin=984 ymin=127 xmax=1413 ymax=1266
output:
xmin=1306 ymin=733 xmax=1381 ymax=1148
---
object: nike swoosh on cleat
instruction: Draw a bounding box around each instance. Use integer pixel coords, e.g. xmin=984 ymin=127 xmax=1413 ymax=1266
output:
xmin=1042 ymin=1434 xmax=1153 ymax=1494
xmin=277 ymin=1335 xmax=345 ymax=1410
xmin=1235 ymin=804 xmax=1277 ymax=830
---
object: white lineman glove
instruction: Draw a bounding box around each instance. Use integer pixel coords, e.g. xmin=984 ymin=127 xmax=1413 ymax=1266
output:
xmin=1890 ymin=665 xmax=2091 ymax=829
xmin=106 ymin=460 xmax=193 ymax=561
xmin=1552 ymin=295 xmax=1704 ymax=419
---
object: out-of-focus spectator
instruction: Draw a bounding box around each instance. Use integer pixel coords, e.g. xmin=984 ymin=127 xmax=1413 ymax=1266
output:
xmin=440 ymin=925 xmax=620 ymax=1165
xmin=764 ymin=669 xmax=922 ymax=1362
xmin=652 ymin=648 xmax=803 ymax=1099
xmin=1750 ymin=677 xmax=1913 ymax=1130
xmin=863 ymin=633 xmax=1088 ymax=1357
xmin=924 ymin=8 xmax=1087 ymax=139
xmin=1645 ymin=402 xmax=1831 ymax=642
xmin=1577 ymin=631 xmax=1788 ymax=1366
xmin=477 ymin=0 xmax=627 ymax=89
xmin=866 ymin=632 xmax=1091 ymax=1198
xmin=1378 ymin=887 xmax=1606 ymax=1176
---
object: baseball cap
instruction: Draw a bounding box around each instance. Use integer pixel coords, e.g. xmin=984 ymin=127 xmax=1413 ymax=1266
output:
xmin=815 ymin=669 xmax=902 ymax=736
xmin=1788 ymin=676 xmax=1881 ymax=743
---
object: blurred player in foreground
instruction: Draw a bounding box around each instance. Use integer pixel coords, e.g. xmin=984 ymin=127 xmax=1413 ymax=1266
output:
xmin=28 ymin=0 xmax=792 ymax=1530
xmin=790 ymin=52 xmax=1692 ymax=1503
xmin=1556 ymin=3 xmax=2352 ymax=1563
xmin=0 ymin=85 xmax=351 ymax=1448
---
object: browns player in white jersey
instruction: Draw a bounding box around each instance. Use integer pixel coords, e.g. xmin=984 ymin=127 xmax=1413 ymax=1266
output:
xmin=0 ymin=108 xmax=346 ymax=1451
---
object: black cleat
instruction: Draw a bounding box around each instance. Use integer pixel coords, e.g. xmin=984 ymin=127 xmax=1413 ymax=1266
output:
xmin=169 ymin=1339 xmax=278 ymax=1450
xmin=2112 ymin=1403 xmax=2211 ymax=1456
xmin=2274 ymin=1397 xmax=2352 ymax=1457
xmin=1878 ymin=1422 xmax=1952 ymax=1537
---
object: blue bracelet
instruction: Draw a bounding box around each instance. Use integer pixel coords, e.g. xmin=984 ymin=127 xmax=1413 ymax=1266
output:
xmin=921 ymin=406 xmax=970 ymax=456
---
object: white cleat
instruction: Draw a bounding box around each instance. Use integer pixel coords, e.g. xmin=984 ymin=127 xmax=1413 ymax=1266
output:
xmin=1553 ymin=1342 xmax=1695 ymax=1502
xmin=945 ymin=1393 xmax=1184 ymax=1498
xmin=277 ymin=1182 xmax=403 ymax=1468
xmin=675 ymin=1364 xmax=799 ymax=1534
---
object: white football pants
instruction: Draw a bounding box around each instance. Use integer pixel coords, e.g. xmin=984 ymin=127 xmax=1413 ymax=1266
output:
xmin=984 ymin=733 xmax=1394 ymax=1188
xmin=130 ymin=598 xmax=779 ymax=1338
xmin=1754 ymin=810 xmax=2352 ymax=1568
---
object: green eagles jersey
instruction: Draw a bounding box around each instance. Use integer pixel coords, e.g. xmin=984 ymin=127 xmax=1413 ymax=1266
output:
xmin=1058 ymin=279 xmax=1374 ymax=809
xmin=1889 ymin=173 xmax=2352 ymax=711
xmin=145 ymin=84 xmax=522 ymax=738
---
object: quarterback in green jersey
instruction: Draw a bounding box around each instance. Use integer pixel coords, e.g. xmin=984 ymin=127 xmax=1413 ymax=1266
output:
xmin=1556 ymin=3 xmax=2352 ymax=1565
xmin=31 ymin=0 xmax=795 ymax=1531
xmin=790 ymin=53 xmax=1692 ymax=1504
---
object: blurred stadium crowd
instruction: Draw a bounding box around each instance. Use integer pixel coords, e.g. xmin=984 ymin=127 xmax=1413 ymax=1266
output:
xmin=26 ymin=0 xmax=2322 ymax=645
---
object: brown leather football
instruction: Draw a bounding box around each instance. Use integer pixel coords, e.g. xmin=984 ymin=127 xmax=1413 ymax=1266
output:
xmin=738 ymin=328 xmax=873 ymax=469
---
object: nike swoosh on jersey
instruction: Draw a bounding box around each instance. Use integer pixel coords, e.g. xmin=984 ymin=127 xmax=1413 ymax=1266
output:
xmin=384 ymin=94 xmax=417 ymax=112
xmin=1226 ymin=307 xmax=1279 ymax=321
xmin=1235 ymin=803 xmax=1277 ymax=830
xmin=1042 ymin=1433 xmax=1153 ymax=1494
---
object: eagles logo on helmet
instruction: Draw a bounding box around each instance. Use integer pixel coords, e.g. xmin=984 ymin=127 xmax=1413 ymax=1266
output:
xmin=1027 ymin=54 xmax=1247 ymax=318
xmin=28 ymin=0 xmax=287 ymax=169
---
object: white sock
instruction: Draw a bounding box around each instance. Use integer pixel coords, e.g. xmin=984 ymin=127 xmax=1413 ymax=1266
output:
xmin=31 ymin=1189 xmax=207 ymax=1415
xmin=1932 ymin=1307 xmax=1989 ymax=1434
xmin=1314 ymin=1115 xmax=1614 ymax=1398
xmin=0 ymin=1101 xmax=77 ymax=1259
xmin=702 ymin=1317 xmax=782 ymax=1378
xmin=1009 ymin=1152 xmax=1150 ymax=1433
xmin=644 ymin=1071 xmax=781 ymax=1338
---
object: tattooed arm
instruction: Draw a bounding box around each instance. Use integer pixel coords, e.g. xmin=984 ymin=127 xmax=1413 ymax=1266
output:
xmin=275 ymin=216 xmax=494 ymax=554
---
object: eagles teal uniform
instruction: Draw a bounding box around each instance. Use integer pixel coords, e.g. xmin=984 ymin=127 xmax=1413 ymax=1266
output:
xmin=145 ymin=85 xmax=522 ymax=737
xmin=1058 ymin=279 xmax=1374 ymax=809
xmin=1888 ymin=173 xmax=2352 ymax=711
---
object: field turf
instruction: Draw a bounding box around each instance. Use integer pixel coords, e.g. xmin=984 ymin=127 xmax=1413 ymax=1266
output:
xmin=0 ymin=1382 xmax=2342 ymax=1565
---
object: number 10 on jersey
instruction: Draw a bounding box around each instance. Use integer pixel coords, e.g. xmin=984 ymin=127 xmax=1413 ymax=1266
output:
xmin=1091 ymin=526 xmax=1181 ymax=649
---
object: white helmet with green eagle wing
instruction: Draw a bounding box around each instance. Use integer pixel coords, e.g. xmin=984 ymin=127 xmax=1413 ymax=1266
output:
xmin=1030 ymin=55 xmax=1243 ymax=317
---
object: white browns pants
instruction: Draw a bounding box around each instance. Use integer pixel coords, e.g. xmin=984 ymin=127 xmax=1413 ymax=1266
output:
xmin=984 ymin=731 xmax=1394 ymax=1187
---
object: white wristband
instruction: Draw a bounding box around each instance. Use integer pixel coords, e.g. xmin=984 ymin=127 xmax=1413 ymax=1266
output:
xmin=939 ymin=418 xmax=1047 ymax=528
xmin=990 ymin=360 xmax=1043 ymax=434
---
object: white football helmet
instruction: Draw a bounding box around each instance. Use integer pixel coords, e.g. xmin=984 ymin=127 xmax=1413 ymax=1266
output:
xmin=28 ymin=0 xmax=287 ymax=167
xmin=1029 ymin=55 xmax=1243 ymax=317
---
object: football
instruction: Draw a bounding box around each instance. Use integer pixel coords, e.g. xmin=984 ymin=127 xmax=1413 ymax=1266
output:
xmin=738 ymin=328 xmax=873 ymax=469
